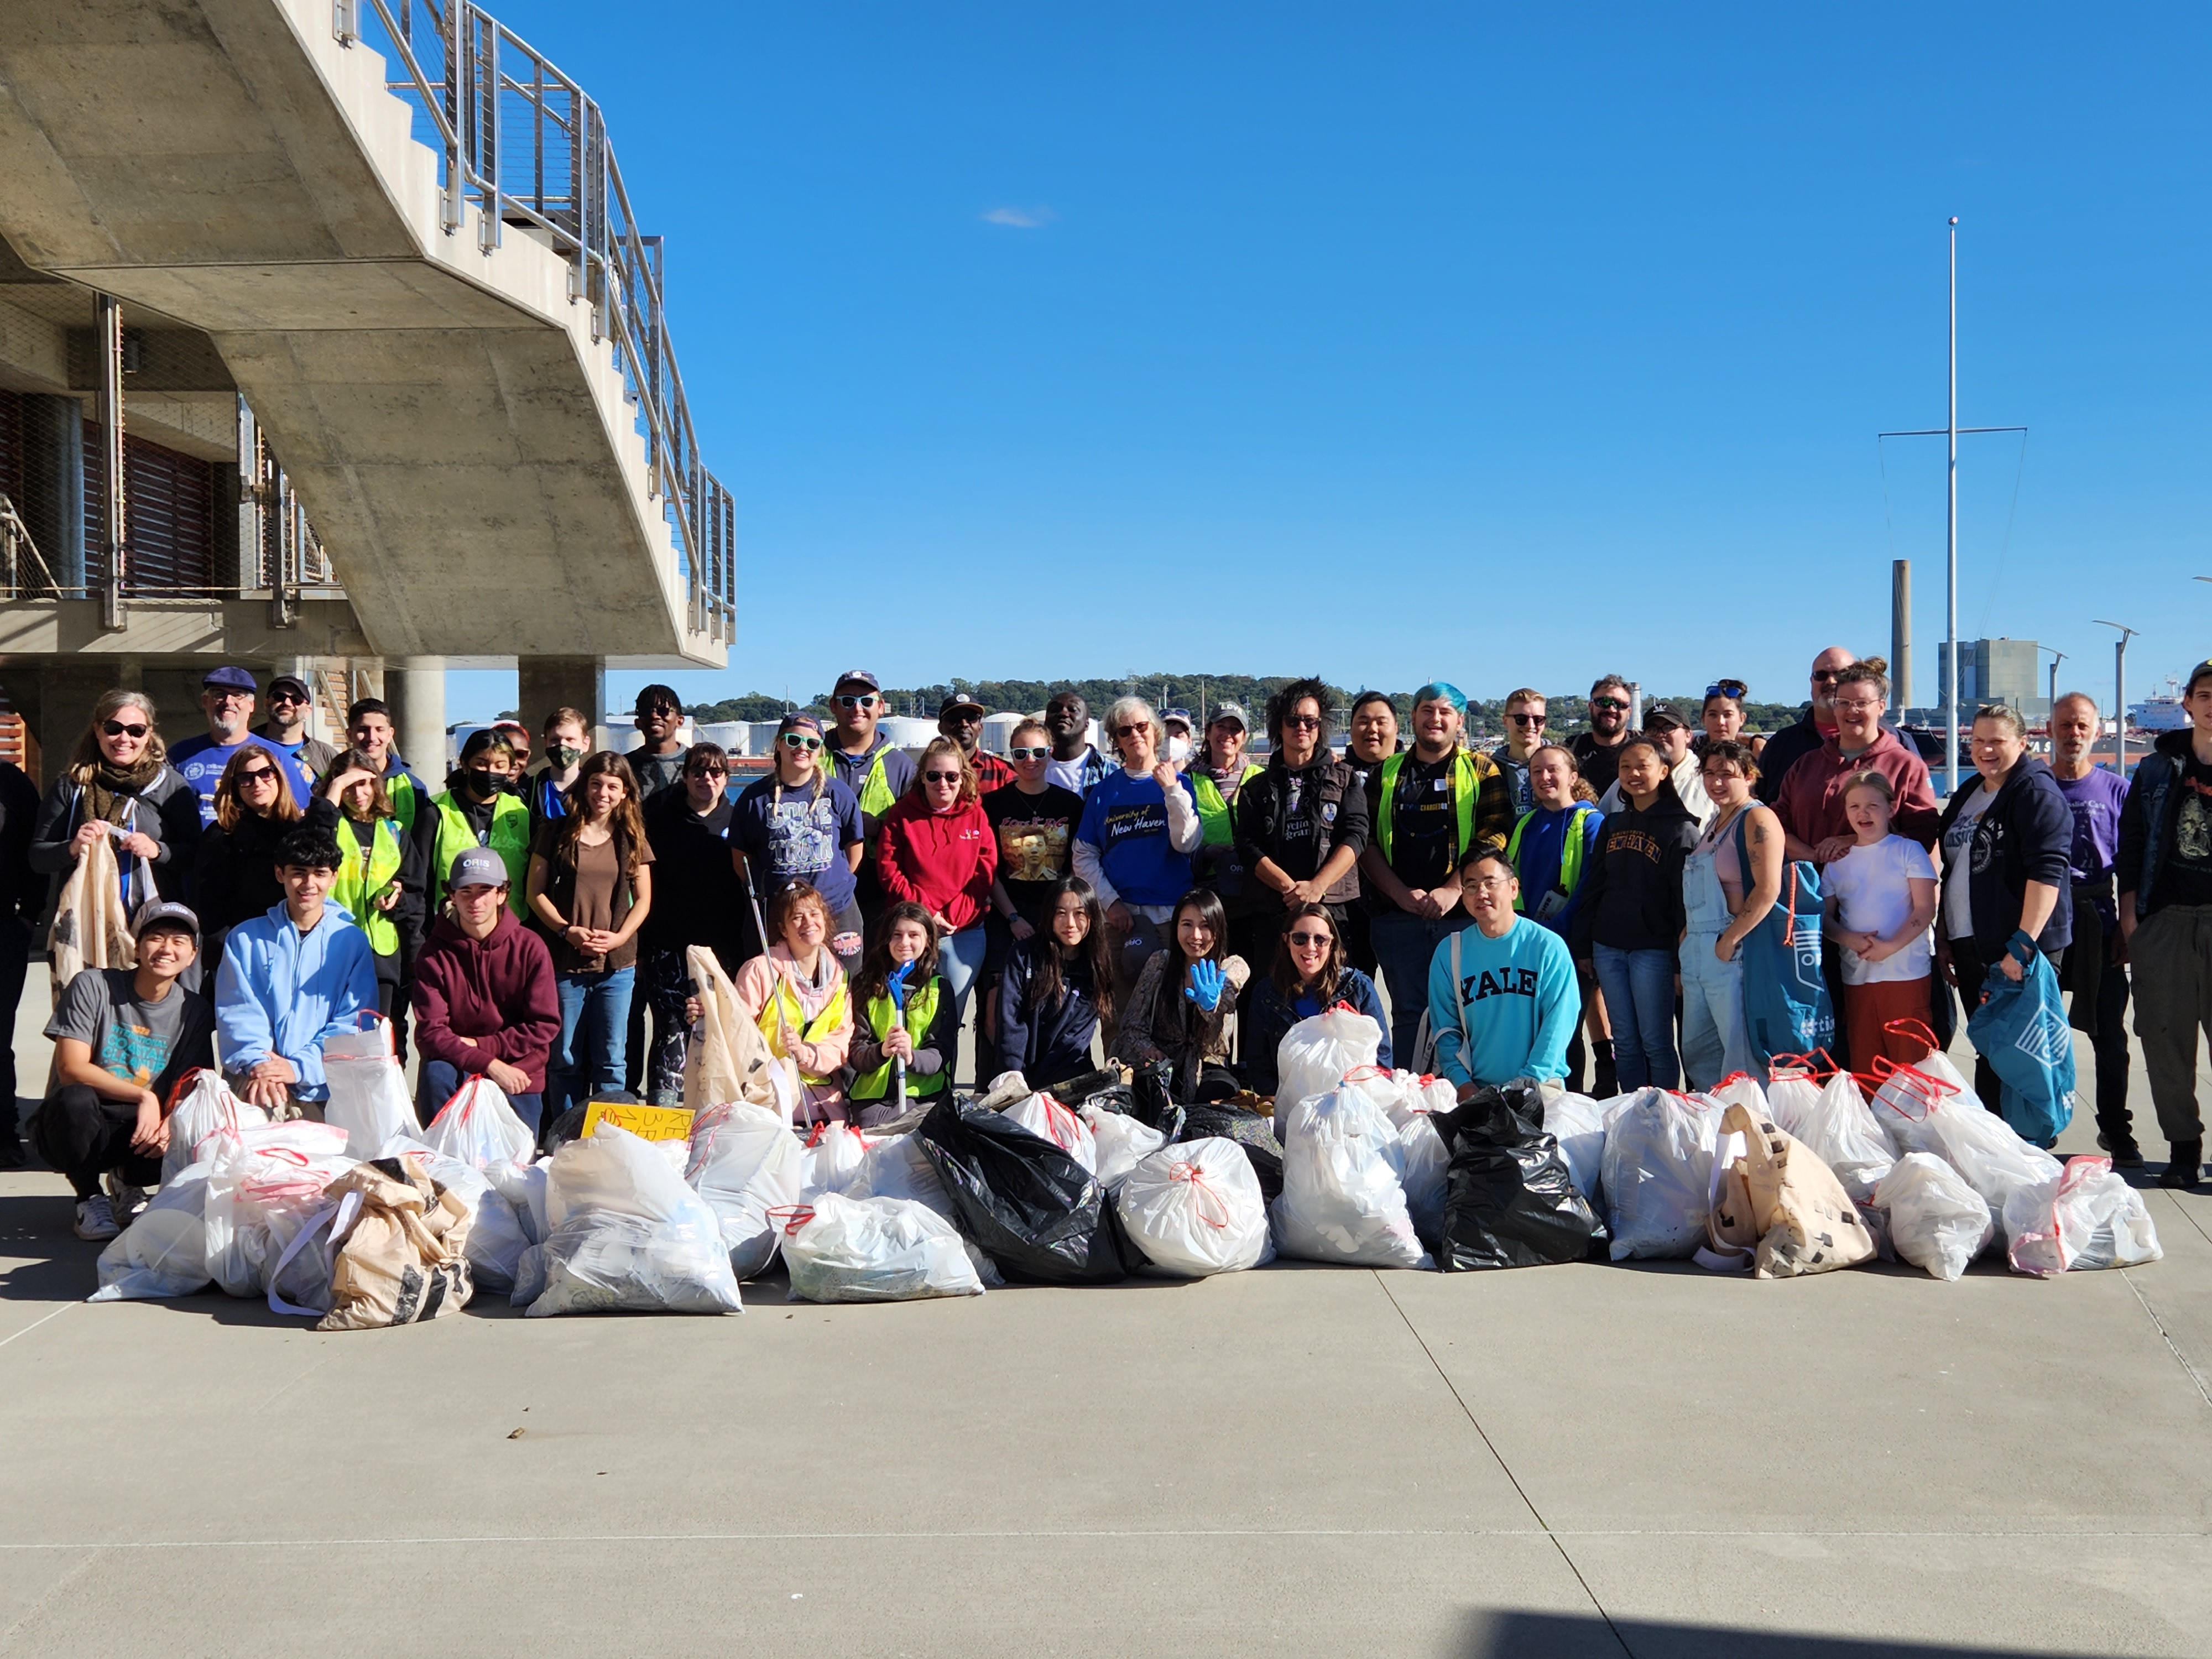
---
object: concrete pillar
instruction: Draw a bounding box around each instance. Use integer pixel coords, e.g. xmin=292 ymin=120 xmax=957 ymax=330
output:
xmin=387 ymin=656 xmax=447 ymax=780
xmin=518 ymin=656 xmax=607 ymax=752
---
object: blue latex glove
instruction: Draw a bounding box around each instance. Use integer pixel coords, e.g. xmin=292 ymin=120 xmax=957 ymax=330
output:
xmin=888 ymin=961 xmax=914 ymax=1011
xmin=1185 ymin=959 xmax=1227 ymax=1013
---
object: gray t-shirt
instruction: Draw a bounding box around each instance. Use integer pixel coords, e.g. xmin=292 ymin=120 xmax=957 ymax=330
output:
xmin=44 ymin=967 xmax=214 ymax=1096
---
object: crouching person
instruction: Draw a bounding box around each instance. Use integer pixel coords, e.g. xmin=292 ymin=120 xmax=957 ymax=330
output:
xmin=1427 ymin=848 xmax=1581 ymax=1098
xmin=214 ymin=826 xmax=377 ymax=1118
xmin=37 ymin=900 xmax=215 ymax=1238
xmin=411 ymin=847 xmax=560 ymax=1135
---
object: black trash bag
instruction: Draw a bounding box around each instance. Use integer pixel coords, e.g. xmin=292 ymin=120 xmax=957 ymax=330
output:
xmin=915 ymin=1098 xmax=1128 ymax=1285
xmin=541 ymin=1104 xmax=589 ymax=1155
xmin=1072 ymin=1082 xmax=1139 ymax=1119
xmin=1129 ymin=1060 xmax=1186 ymax=1141
xmin=1053 ymin=1066 xmax=1128 ymax=1105
xmin=1432 ymin=1089 xmax=1599 ymax=1271
xmin=1176 ymin=1106 xmax=1284 ymax=1209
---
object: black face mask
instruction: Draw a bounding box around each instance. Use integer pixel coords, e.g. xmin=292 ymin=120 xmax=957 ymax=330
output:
xmin=464 ymin=770 xmax=502 ymax=800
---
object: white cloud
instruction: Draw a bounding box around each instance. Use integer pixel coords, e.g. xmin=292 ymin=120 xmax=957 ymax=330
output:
xmin=980 ymin=205 xmax=1055 ymax=228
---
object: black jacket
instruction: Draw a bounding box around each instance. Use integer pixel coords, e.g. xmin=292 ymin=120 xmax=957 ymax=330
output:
xmin=1754 ymin=706 xmax=1823 ymax=807
xmin=30 ymin=762 xmax=202 ymax=902
xmin=640 ymin=789 xmax=747 ymax=958
xmin=1936 ymin=757 xmax=2074 ymax=958
xmin=996 ymin=936 xmax=1104 ymax=1089
xmin=0 ymin=761 xmax=45 ymax=927
xmin=2117 ymin=729 xmax=2201 ymax=919
xmin=1233 ymin=753 xmax=1370 ymax=905
xmin=190 ymin=798 xmax=361 ymax=938
xmin=1571 ymin=788 xmax=1698 ymax=956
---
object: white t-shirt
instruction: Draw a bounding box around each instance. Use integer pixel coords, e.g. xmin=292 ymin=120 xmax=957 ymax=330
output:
xmin=1827 ymin=834 xmax=1938 ymax=984
xmin=1939 ymin=786 xmax=1992 ymax=942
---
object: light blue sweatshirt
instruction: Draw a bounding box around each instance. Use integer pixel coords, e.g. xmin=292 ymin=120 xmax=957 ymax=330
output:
xmin=1426 ymin=915 xmax=1580 ymax=1088
xmin=215 ymin=901 xmax=378 ymax=1099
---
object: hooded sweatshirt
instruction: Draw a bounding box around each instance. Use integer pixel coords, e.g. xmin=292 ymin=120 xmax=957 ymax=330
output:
xmin=213 ymin=900 xmax=379 ymax=1098
xmin=1571 ymin=788 xmax=1699 ymax=956
xmin=1933 ymin=755 xmax=2075 ymax=959
xmin=411 ymin=907 xmax=562 ymax=1092
xmin=875 ymin=794 xmax=999 ymax=932
xmin=1775 ymin=726 xmax=1941 ymax=854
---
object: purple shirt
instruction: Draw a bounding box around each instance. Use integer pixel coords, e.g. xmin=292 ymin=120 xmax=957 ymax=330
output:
xmin=2054 ymin=765 xmax=2129 ymax=931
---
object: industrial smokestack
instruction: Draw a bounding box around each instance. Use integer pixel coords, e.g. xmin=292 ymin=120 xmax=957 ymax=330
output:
xmin=1891 ymin=560 xmax=1913 ymax=710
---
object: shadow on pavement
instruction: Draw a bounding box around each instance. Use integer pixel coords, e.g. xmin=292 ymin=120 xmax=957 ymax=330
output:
xmin=1462 ymin=1611 xmax=2127 ymax=1658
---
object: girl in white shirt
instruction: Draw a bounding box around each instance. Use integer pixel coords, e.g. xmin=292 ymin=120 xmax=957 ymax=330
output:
xmin=1820 ymin=771 xmax=1940 ymax=1069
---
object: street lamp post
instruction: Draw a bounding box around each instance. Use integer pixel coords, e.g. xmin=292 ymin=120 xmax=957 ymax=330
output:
xmin=2095 ymin=621 xmax=2138 ymax=775
xmin=2042 ymin=646 xmax=2065 ymax=713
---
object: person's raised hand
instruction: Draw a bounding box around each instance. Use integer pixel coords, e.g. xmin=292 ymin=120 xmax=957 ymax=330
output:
xmin=1185 ymin=959 xmax=1227 ymax=1013
xmin=1150 ymin=761 xmax=1180 ymax=796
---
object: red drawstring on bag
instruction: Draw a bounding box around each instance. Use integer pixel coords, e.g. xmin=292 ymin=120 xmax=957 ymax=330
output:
xmin=1168 ymin=1159 xmax=1232 ymax=1229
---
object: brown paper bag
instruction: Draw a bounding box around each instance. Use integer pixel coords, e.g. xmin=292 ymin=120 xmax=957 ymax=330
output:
xmin=317 ymin=1161 xmax=474 ymax=1331
xmin=1709 ymin=1103 xmax=1876 ymax=1279
xmin=48 ymin=831 xmax=135 ymax=998
xmin=684 ymin=943 xmax=795 ymax=1120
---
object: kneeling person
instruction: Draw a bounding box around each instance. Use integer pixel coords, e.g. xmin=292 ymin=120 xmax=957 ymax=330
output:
xmin=38 ymin=901 xmax=215 ymax=1239
xmin=1427 ymin=848 xmax=1580 ymax=1097
xmin=214 ymin=827 xmax=378 ymax=1115
xmin=411 ymin=847 xmax=560 ymax=1134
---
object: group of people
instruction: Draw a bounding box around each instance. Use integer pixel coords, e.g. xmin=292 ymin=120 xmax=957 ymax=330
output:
xmin=8 ymin=642 xmax=2209 ymax=1246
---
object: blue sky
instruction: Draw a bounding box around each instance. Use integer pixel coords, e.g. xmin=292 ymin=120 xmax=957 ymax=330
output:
xmin=448 ymin=3 xmax=2209 ymax=723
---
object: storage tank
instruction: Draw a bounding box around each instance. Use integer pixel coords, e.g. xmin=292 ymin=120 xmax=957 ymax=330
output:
xmin=979 ymin=711 xmax=1031 ymax=756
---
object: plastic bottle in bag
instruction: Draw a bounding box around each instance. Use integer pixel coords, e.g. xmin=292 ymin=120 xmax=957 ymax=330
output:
xmin=1599 ymin=1088 xmax=1721 ymax=1260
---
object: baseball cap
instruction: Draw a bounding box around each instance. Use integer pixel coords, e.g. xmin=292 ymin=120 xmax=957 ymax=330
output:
xmin=1208 ymin=701 xmax=1250 ymax=732
xmin=202 ymin=665 xmax=257 ymax=693
xmin=833 ymin=669 xmax=881 ymax=694
xmin=1641 ymin=702 xmax=1689 ymax=732
xmin=938 ymin=692 xmax=985 ymax=719
xmin=448 ymin=847 xmax=508 ymax=890
xmin=267 ymin=674 xmax=311 ymax=702
xmin=1160 ymin=708 xmax=1194 ymax=731
xmin=778 ymin=712 xmax=824 ymax=738
xmin=131 ymin=899 xmax=200 ymax=943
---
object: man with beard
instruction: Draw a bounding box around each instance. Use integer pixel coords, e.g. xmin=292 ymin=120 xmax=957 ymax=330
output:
xmin=169 ymin=667 xmax=313 ymax=825
xmin=1756 ymin=646 xmax=1857 ymax=807
xmin=1568 ymin=674 xmax=1636 ymax=797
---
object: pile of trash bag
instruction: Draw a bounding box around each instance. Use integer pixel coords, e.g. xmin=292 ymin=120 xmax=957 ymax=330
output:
xmin=915 ymin=1097 xmax=1127 ymax=1284
xmin=522 ymin=1126 xmax=744 ymax=1316
xmin=1430 ymin=1087 xmax=1599 ymax=1270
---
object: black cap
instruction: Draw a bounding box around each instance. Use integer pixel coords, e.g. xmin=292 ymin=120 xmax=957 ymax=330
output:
xmin=267 ymin=674 xmax=311 ymax=702
xmin=938 ymin=692 xmax=985 ymax=719
xmin=1641 ymin=702 xmax=1690 ymax=732
xmin=834 ymin=669 xmax=881 ymax=694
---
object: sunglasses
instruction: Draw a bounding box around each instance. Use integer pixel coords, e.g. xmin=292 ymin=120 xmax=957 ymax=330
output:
xmin=779 ymin=733 xmax=823 ymax=752
xmin=238 ymin=766 xmax=279 ymax=785
xmin=924 ymin=769 xmax=964 ymax=785
xmin=1508 ymin=712 xmax=1546 ymax=726
xmin=1590 ymin=698 xmax=1630 ymax=713
xmin=1811 ymin=670 xmax=1843 ymax=685
xmin=686 ymin=763 xmax=727 ymax=778
xmin=1008 ymin=745 xmax=1050 ymax=761
xmin=268 ymin=690 xmax=307 ymax=705
xmin=1281 ymin=714 xmax=1323 ymax=731
xmin=102 ymin=721 xmax=150 ymax=738
xmin=835 ymin=694 xmax=879 ymax=710
xmin=638 ymin=703 xmax=679 ymax=717
xmin=1705 ymin=679 xmax=1747 ymax=699
xmin=1286 ymin=930 xmax=1333 ymax=948
xmin=1113 ymin=723 xmax=1150 ymax=739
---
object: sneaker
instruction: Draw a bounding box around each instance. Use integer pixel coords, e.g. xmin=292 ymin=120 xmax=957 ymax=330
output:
xmin=106 ymin=1177 xmax=149 ymax=1222
xmin=2159 ymin=1140 xmax=2203 ymax=1190
xmin=72 ymin=1194 xmax=121 ymax=1241
xmin=2096 ymin=1131 xmax=2146 ymax=1168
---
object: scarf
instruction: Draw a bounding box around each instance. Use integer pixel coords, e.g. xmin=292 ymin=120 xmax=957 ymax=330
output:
xmin=76 ymin=755 xmax=164 ymax=827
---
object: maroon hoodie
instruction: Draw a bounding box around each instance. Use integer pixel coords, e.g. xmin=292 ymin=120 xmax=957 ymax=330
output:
xmin=410 ymin=908 xmax=561 ymax=1092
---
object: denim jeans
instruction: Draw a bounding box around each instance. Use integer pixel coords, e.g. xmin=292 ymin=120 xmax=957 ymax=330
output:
xmin=416 ymin=1057 xmax=545 ymax=1138
xmin=1593 ymin=942 xmax=1679 ymax=1090
xmin=938 ymin=922 xmax=989 ymax=1083
xmin=1369 ymin=907 xmax=1474 ymax=1066
xmin=1678 ymin=932 xmax=1752 ymax=1091
xmin=550 ymin=965 xmax=636 ymax=1121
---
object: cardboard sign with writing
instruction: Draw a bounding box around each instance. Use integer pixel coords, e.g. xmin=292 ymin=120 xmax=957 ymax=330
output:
xmin=580 ymin=1100 xmax=696 ymax=1142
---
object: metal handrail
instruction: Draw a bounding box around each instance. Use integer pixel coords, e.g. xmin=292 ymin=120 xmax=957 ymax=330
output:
xmin=343 ymin=0 xmax=737 ymax=646
xmin=0 ymin=490 xmax=60 ymax=599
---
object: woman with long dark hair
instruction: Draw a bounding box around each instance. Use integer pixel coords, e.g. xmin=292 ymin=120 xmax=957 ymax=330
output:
xmin=844 ymin=901 xmax=957 ymax=1124
xmin=1239 ymin=901 xmax=1390 ymax=1097
xmin=526 ymin=750 xmax=655 ymax=1118
xmin=997 ymin=875 xmax=1115 ymax=1088
xmin=190 ymin=742 xmax=308 ymax=965
xmin=1111 ymin=884 xmax=1249 ymax=1101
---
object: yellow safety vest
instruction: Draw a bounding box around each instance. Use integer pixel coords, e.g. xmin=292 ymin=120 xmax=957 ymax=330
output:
xmin=431 ymin=790 xmax=531 ymax=914
xmin=848 ymin=979 xmax=946 ymax=1102
xmin=332 ymin=814 xmax=405 ymax=956
xmin=759 ymin=973 xmax=850 ymax=1088
xmin=1190 ymin=762 xmax=1263 ymax=848
xmin=1505 ymin=806 xmax=1597 ymax=915
xmin=1374 ymin=750 xmax=1479 ymax=866
xmin=383 ymin=769 xmax=420 ymax=834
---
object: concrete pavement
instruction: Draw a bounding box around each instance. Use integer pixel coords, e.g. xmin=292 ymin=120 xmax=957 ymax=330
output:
xmin=2 ymin=979 xmax=2208 ymax=1657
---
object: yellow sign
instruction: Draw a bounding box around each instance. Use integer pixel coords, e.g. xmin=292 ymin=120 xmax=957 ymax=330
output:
xmin=580 ymin=1100 xmax=696 ymax=1142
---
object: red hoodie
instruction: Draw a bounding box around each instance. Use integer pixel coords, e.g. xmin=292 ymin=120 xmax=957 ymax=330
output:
xmin=876 ymin=795 xmax=998 ymax=931
xmin=410 ymin=908 xmax=562 ymax=1092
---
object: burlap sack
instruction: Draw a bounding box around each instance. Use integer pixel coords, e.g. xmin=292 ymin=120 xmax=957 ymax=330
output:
xmin=317 ymin=1160 xmax=474 ymax=1331
xmin=684 ymin=943 xmax=796 ymax=1119
xmin=1707 ymin=1103 xmax=1876 ymax=1279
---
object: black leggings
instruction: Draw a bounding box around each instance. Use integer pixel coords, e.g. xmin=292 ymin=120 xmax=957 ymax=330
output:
xmin=32 ymin=1084 xmax=161 ymax=1199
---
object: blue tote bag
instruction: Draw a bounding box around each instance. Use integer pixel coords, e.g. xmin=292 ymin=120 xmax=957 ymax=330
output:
xmin=1734 ymin=813 xmax=1835 ymax=1067
xmin=1966 ymin=932 xmax=2076 ymax=1146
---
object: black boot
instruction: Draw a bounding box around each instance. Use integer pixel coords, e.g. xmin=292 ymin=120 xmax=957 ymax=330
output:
xmin=2097 ymin=1128 xmax=2145 ymax=1168
xmin=2159 ymin=1139 xmax=2203 ymax=1189
xmin=1593 ymin=1038 xmax=1618 ymax=1100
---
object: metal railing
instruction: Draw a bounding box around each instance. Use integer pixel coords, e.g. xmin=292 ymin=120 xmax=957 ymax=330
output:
xmin=0 ymin=491 xmax=59 ymax=599
xmin=238 ymin=397 xmax=339 ymax=623
xmin=340 ymin=0 xmax=738 ymax=646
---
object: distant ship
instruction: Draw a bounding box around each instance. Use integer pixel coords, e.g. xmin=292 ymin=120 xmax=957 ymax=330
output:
xmin=2132 ymin=677 xmax=2191 ymax=733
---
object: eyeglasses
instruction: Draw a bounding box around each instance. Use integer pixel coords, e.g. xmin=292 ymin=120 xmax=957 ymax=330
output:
xmin=1282 ymin=715 xmax=1323 ymax=731
xmin=1286 ymin=930 xmax=1333 ymax=948
xmin=1508 ymin=712 xmax=1546 ymax=726
xmin=779 ymin=733 xmax=823 ymax=752
xmin=206 ymin=689 xmax=254 ymax=704
xmin=1705 ymin=679 xmax=1747 ymax=699
xmin=101 ymin=721 xmax=149 ymax=738
xmin=1811 ymin=670 xmax=1843 ymax=685
xmin=1590 ymin=698 xmax=1629 ymax=713
xmin=685 ymin=763 xmax=727 ymax=779
xmin=1834 ymin=697 xmax=1882 ymax=713
xmin=1008 ymin=745 xmax=1050 ymax=761
xmin=924 ymin=770 xmax=963 ymax=785
xmin=1467 ymin=873 xmax=1515 ymax=891
xmin=237 ymin=767 xmax=279 ymax=785
xmin=835 ymin=694 xmax=879 ymax=710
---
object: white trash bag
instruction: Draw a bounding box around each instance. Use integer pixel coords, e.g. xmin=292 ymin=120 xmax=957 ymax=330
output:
xmin=2004 ymin=1156 xmax=2162 ymax=1277
xmin=1876 ymin=1152 xmax=1994 ymax=1281
xmin=1792 ymin=1071 xmax=1896 ymax=1205
xmin=797 ymin=1120 xmax=873 ymax=1199
xmin=1079 ymin=1103 xmax=1167 ymax=1191
xmin=421 ymin=1074 xmax=536 ymax=1171
xmin=1868 ymin=1057 xmax=2059 ymax=1215
xmin=686 ymin=1102 xmax=806 ymax=1279
xmin=1761 ymin=1060 xmax=1825 ymax=1139
xmin=1276 ymin=1005 xmax=1384 ymax=1112
xmin=487 ymin=1160 xmax=550 ymax=1246
xmin=778 ymin=1193 xmax=984 ymax=1303
xmin=1271 ymin=1085 xmax=1428 ymax=1269
xmin=1390 ymin=1113 xmax=1451 ymax=1248
xmin=1707 ymin=1071 xmax=1770 ymax=1123
xmin=200 ymin=1121 xmax=354 ymax=1296
xmin=1002 ymin=1091 xmax=1098 ymax=1173
xmin=526 ymin=1126 xmax=744 ymax=1316
xmin=1340 ymin=1066 xmax=1454 ymax=1129
xmin=160 ymin=1070 xmax=268 ymax=1185
xmin=1117 ymin=1137 xmax=1270 ymax=1277
xmin=1600 ymin=1088 xmax=1722 ymax=1260
xmin=90 ymin=1165 xmax=215 ymax=1301
xmin=1540 ymin=1092 xmax=1608 ymax=1207
xmin=379 ymin=1134 xmax=531 ymax=1291
xmin=848 ymin=1131 xmax=1004 ymax=1287
xmin=322 ymin=1018 xmax=417 ymax=1156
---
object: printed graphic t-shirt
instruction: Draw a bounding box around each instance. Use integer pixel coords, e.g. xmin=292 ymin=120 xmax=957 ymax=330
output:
xmin=983 ymin=783 xmax=1086 ymax=923
xmin=45 ymin=967 xmax=212 ymax=1097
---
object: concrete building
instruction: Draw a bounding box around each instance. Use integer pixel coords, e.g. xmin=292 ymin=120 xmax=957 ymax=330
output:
xmin=0 ymin=0 xmax=734 ymax=783
xmin=1933 ymin=637 xmax=2046 ymax=723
